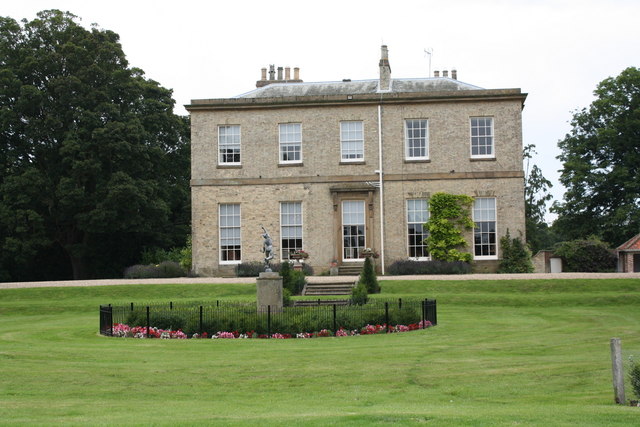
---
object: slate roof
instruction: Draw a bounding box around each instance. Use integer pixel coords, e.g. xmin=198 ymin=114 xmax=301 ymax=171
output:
xmin=234 ymin=77 xmax=483 ymax=99
xmin=617 ymin=233 xmax=640 ymax=251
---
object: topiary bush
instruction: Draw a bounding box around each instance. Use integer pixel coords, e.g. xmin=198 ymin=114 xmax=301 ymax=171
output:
xmin=359 ymin=257 xmax=380 ymax=293
xmin=498 ymin=229 xmax=534 ymax=273
xmin=350 ymin=281 xmax=368 ymax=305
xmin=123 ymin=261 xmax=185 ymax=278
xmin=387 ymin=259 xmax=472 ymax=275
xmin=552 ymin=237 xmax=617 ymax=272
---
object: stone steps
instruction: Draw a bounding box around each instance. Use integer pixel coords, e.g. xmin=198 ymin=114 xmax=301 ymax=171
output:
xmin=293 ymin=299 xmax=350 ymax=307
xmin=338 ymin=263 xmax=364 ymax=276
xmin=302 ymin=281 xmax=356 ymax=296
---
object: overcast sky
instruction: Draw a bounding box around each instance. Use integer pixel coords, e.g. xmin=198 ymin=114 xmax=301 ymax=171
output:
xmin=5 ymin=0 xmax=640 ymax=220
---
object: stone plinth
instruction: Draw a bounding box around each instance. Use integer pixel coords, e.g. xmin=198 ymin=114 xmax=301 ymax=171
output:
xmin=256 ymin=272 xmax=283 ymax=312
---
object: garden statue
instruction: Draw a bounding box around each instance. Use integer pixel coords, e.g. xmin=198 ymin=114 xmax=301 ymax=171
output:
xmin=261 ymin=226 xmax=274 ymax=272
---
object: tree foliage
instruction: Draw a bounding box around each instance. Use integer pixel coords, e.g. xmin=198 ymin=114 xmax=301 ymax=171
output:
xmin=426 ymin=192 xmax=474 ymax=262
xmin=523 ymin=144 xmax=557 ymax=252
xmin=497 ymin=229 xmax=534 ymax=273
xmin=0 ymin=10 xmax=190 ymax=280
xmin=553 ymin=67 xmax=640 ymax=246
xmin=552 ymin=238 xmax=617 ymax=272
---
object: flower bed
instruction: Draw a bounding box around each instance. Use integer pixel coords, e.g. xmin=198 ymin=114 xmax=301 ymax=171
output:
xmin=109 ymin=320 xmax=432 ymax=339
xmin=100 ymin=298 xmax=437 ymax=339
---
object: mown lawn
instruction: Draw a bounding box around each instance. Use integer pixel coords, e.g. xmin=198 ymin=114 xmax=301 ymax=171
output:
xmin=1 ymin=279 xmax=639 ymax=425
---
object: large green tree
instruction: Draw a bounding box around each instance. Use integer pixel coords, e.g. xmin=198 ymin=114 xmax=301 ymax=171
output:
xmin=553 ymin=67 xmax=640 ymax=246
xmin=0 ymin=10 xmax=190 ymax=280
xmin=523 ymin=144 xmax=556 ymax=252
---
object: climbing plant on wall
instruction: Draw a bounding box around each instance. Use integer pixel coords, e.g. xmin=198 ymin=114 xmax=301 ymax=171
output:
xmin=426 ymin=192 xmax=474 ymax=262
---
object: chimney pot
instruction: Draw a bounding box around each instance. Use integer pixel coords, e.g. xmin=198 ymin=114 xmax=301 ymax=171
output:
xmin=277 ymin=66 xmax=283 ymax=80
xmin=434 ymin=70 xmax=440 ymax=77
xmin=294 ymin=67 xmax=300 ymax=80
xmin=452 ymin=69 xmax=457 ymax=80
xmin=443 ymin=70 xmax=449 ymax=78
xmin=285 ymin=67 xmax=291 ymax=80
xmin=261 ymin=68 xmax=267 ymax=80
xmin=269 ymin=65 xmax=275 ymax=80
xmin=379 ymin=45 xmax=391 ymax=91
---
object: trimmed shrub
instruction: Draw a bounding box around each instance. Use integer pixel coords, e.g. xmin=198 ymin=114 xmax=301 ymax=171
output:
xmin=123 ymin=261 xmax=186 ymax=279
xmin=236 ymin=262 xmax=265 ymax=277
xmin=498 ymin=230 xmax=534 ymax=273
xmin=359 ymin=257 xmax=380 ymax=293
xmin=350 ymin=281 xmax=368 ymax=305
xmin=552 ymin=238 xmax=617 ymax=272
xmin=236 ymin=261 xmax=314 ymax=277
xmin=387 ymin=259 xmax=472 ymax=275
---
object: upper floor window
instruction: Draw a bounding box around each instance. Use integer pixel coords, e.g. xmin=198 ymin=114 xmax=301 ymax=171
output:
xmin=219 ymin=203 xmax=241 ymax=263
xmin=280 ymin=202 xmax=303 ymax=259
xmin=473 ymin=197 xmax=497 ymax=259
xmin=405 ymin=119 xmax=429 ymax=160
xmin=340 ymin=121 xmax=364 ymax=162
xmin=218 ymin=125 xmax=241 ymax=165
xmin=407 ymin=199 xmax=429 ymax=259
xmin=279 ymin=123 xmax=302 ymax=164
xmin=470 ymin=117 xmax=494 ymax=158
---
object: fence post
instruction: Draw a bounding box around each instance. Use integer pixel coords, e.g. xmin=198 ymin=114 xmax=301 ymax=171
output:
xmin=146 ymin=306 xmax=150 ymax=338
xmin=267 ymin=305 xmax=271 ymax=338
xmin=170 ymin=301 xmax=173 ymax=310
xmin=421 ymin=300 xmax=426 ymax=327
xmin=333 ymin=304 xmax=337 ymax=335
xmin=610 ymin=338 xmax=626 ymax=404
xmin=199 ymin=306 xmax=203 ymax=336
xmin=398 ymin=298 xmax=402 ymax=309
xmin=432 ymin=299 xmax=438 ymax=326
xmin=385 ymin=302 xmax=389 ymax=333
xmin=130 ymin=302 xmax=134 ymax=311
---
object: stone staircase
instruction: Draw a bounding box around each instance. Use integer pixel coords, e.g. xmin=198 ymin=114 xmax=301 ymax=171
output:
xmin=293 ymin=299 xmax=350 ymax=307
xmin=337 ymin=263 xmax=364 ymax=276
xmin=302 ymin=281 xmax=357 ymax=296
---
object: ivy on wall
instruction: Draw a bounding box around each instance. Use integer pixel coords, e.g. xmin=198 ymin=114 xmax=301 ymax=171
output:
xmin=426 ymin=192 xmax=474 ymax=262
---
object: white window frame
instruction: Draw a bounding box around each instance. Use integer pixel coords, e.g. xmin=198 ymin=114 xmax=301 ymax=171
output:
xmin=342 ymin=200 xmax=366 ymax=261
xmin=407 ymin=199 xmax=430 ymax=260
xmin=218 ymin=125 xmax=241 ymax=165
xmin=473 ymin=197 xmax=498 ymax=259
xmin=279 ymin=123 xmax=302 ymax=164
xmin=280 ymin=201 xmax=303 ymax=260
xmin=340 ymin=121 xmax=364 ymax=162
xmin=470 ymin=117 xmax=494 ymax=158
xmin=219 ymin=203 xmax=241 ymax=264
xmin=404 ymin=119 xmax=429 ymax=160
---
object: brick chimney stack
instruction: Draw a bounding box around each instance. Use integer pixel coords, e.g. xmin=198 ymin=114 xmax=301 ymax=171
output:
xmin=256 ymin=65 xmax=303 ymax=88
xmin=379 ymin=45 xmax=391 ymax=91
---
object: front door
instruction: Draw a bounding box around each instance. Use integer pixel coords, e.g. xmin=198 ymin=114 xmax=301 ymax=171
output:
xmin=342 ymin=200 xmax=366 ymax=261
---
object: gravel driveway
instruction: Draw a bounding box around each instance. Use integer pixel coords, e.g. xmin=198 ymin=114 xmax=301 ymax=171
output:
xmin=2 ymin=272 xmax=639 ymax=289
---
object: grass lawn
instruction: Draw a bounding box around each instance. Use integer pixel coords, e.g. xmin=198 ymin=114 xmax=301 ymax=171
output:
xmin=1 ymin=279 xmax=639 ymax=425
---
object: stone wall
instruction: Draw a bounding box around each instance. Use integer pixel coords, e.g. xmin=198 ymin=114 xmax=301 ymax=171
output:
xmin=190 ymin=93 xmax=526 ymax=276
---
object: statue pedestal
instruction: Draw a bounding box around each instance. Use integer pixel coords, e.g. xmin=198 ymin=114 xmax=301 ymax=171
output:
xmin=256 ymin=272 xmax=283 ymax=312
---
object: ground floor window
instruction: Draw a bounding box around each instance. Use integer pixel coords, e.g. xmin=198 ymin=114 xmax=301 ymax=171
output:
xmin=342 ymin=200 xmax=365 ymax=260
xmin=473 ymin=197 xmax=497 ymax=258
xmin=407 ymin=199 xmax=429 ymax=259
xmin=280 ymin=201 xmax=303 ymax=259
xmin=219 ymin=203 xmax=241 ymax=262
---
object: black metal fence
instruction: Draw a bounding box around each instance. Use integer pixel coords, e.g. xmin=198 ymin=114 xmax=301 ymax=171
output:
xmin=99 ymin=298 xmax=437 ymax=338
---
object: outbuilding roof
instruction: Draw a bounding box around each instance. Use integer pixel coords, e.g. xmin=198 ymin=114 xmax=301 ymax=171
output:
xmin=617 ymin=233 xmax=640 ymax=251
xmin=234 ymin=77 xmax=483 ymax=99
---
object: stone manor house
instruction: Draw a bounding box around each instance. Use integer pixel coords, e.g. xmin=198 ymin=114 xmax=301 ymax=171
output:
xmin=186 ymin=46 xmax=527 ymax=276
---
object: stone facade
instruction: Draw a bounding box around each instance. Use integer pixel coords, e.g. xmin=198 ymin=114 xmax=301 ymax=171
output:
xmin=187 ymin=46 xmax=527 ymax=276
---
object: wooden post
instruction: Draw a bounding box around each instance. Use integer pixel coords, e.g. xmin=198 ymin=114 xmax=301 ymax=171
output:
xmin=610 ymin=338 xmax=626 ymax=404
